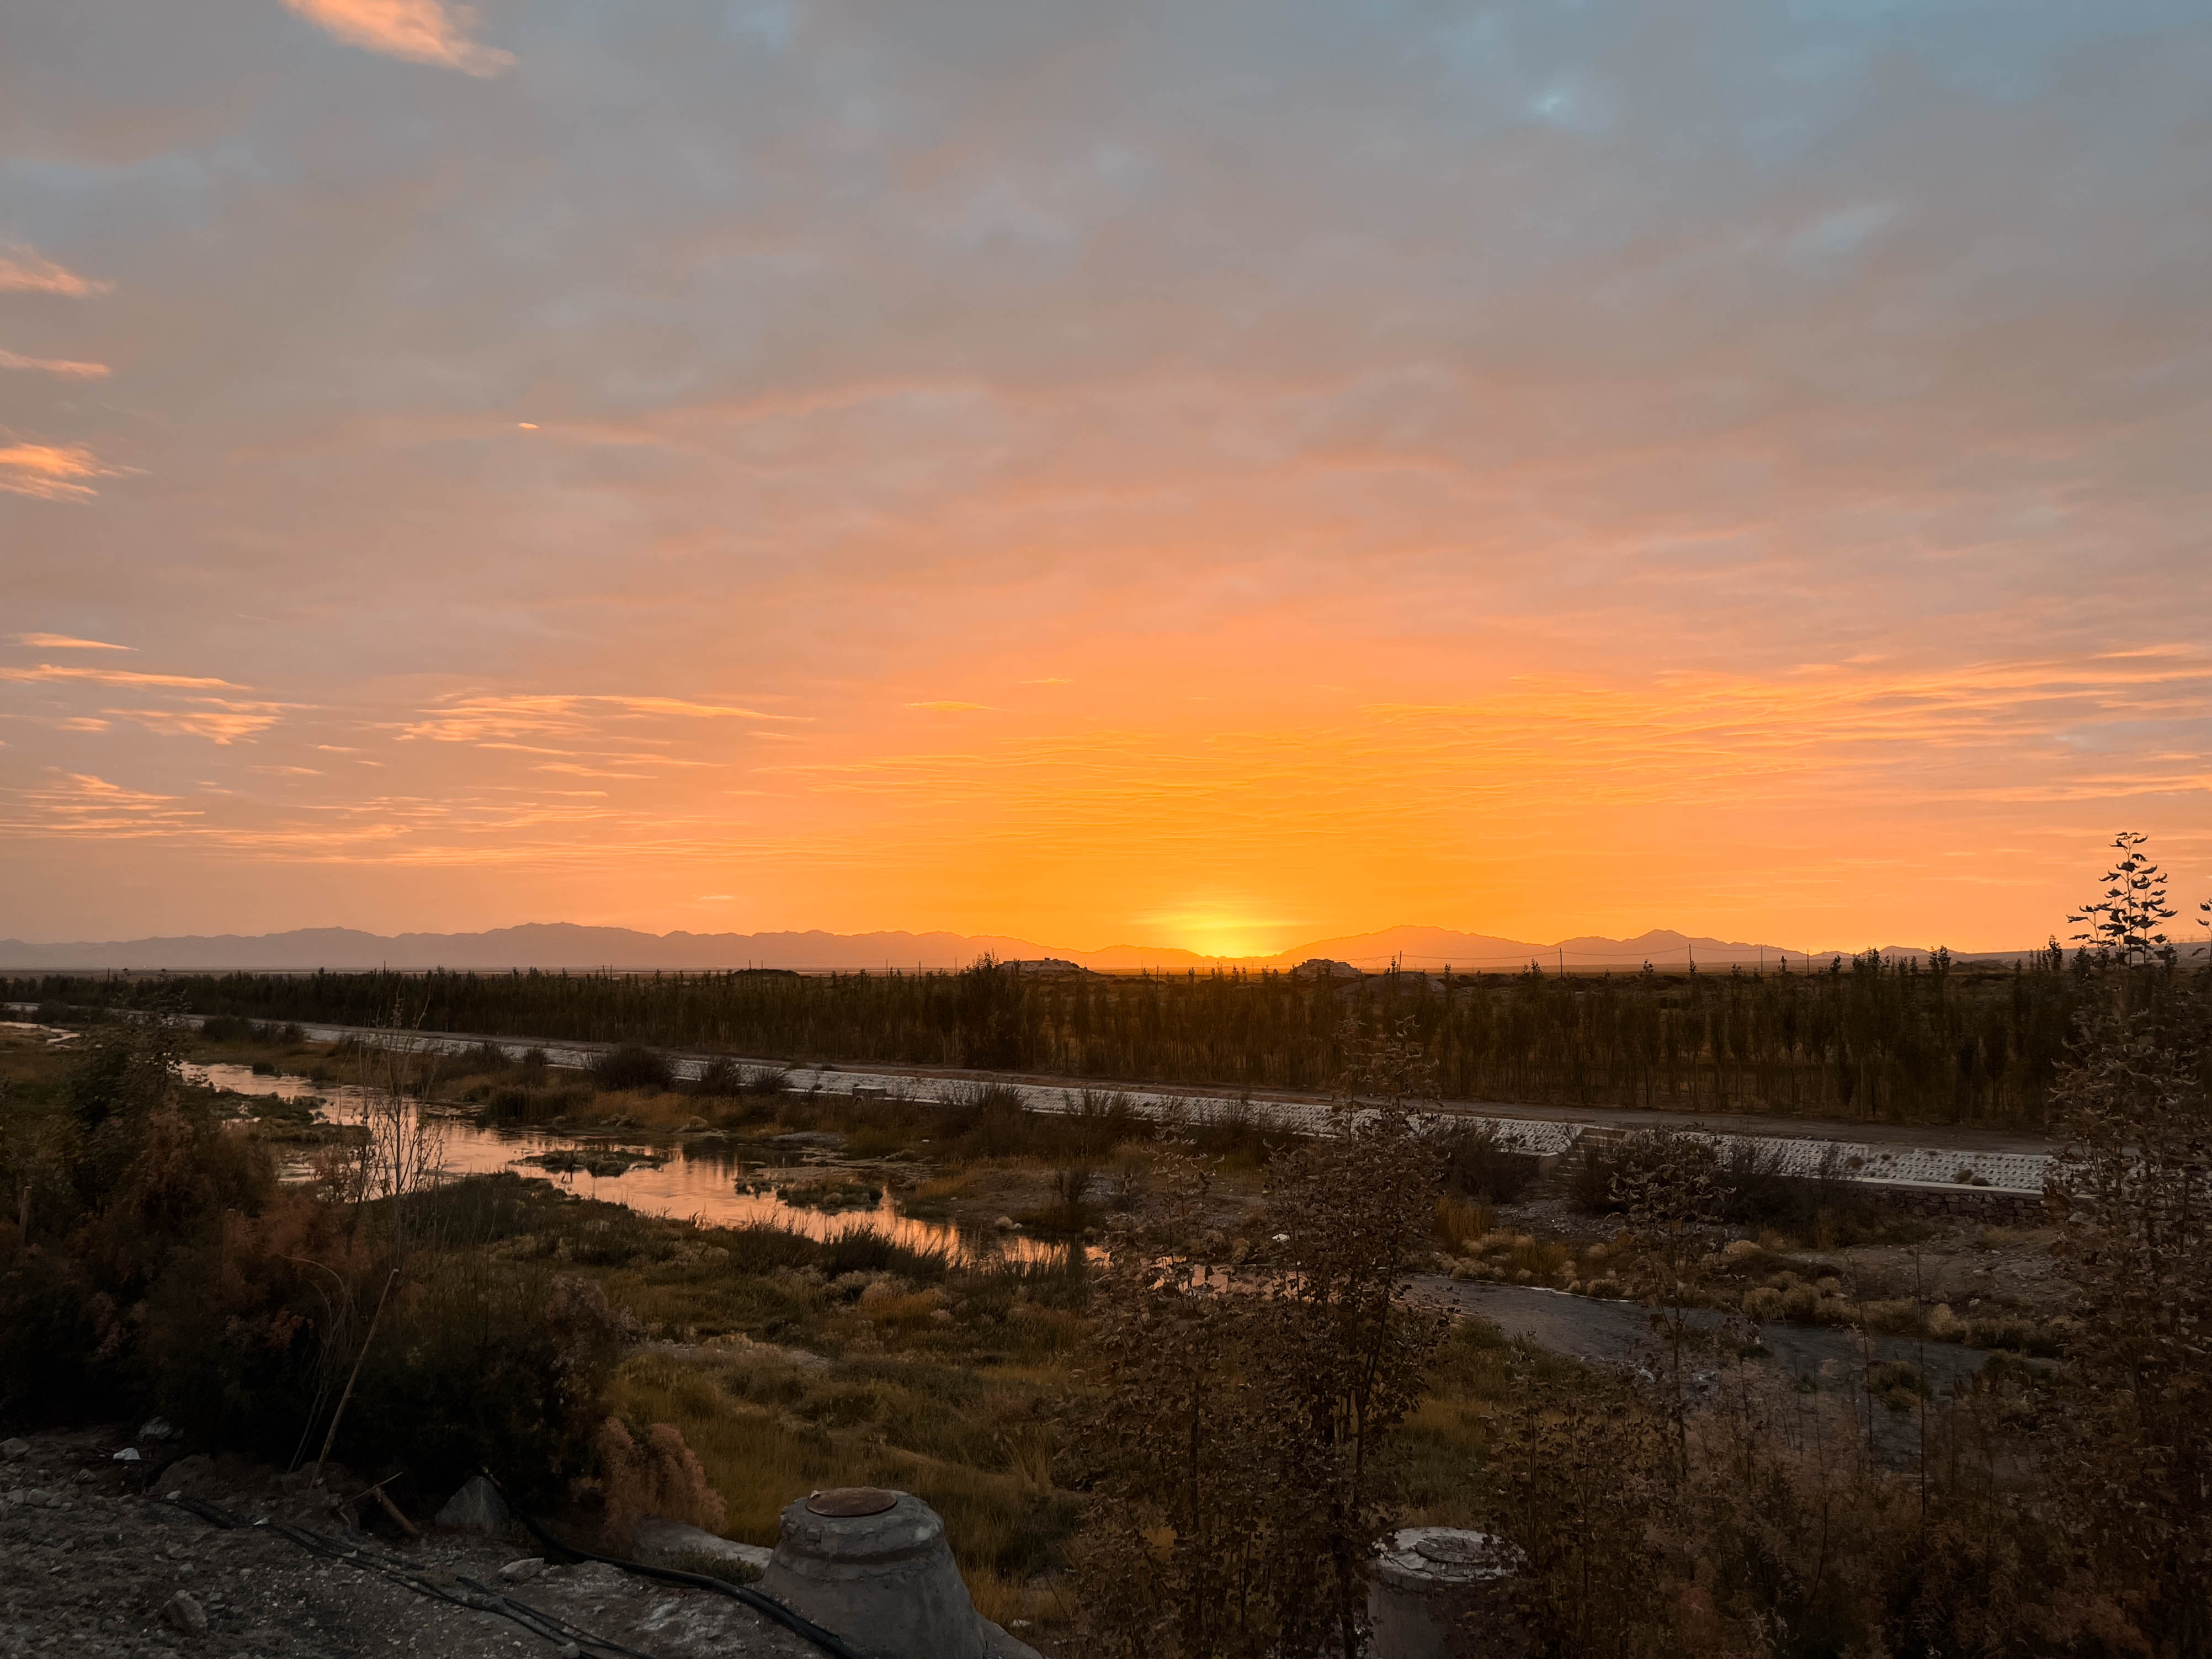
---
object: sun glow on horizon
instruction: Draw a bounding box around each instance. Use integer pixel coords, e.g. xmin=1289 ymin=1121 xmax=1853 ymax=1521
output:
xmin=1136 ymin=907 xmax=1307 ymax=963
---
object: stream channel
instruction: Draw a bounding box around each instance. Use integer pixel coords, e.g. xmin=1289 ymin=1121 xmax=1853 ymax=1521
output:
xmin=185 ymin=1059 xmax=1067 ymax=1265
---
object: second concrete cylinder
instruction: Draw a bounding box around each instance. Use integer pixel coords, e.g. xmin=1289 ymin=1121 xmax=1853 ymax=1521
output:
xmin=759 ymin=1487 xmax=983 ymax=1659
xmin=1368 ymin=1527 xmax=1523 ymax=1659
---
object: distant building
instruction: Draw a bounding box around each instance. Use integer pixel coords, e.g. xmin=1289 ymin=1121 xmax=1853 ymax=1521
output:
xmin=1289 ymin=958 xmax=1363 ymax=981
xmin=1002 ymin=958 xmax=1091 ymax=976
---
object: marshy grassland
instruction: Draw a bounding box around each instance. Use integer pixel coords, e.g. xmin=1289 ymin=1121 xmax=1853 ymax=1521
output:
xmin=167 ymin=1013 xmax=2075 ymax=1353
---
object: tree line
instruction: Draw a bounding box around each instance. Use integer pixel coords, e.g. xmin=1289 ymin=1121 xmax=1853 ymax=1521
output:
xmin=18 ymin=942 xmax=2196 ymax=1128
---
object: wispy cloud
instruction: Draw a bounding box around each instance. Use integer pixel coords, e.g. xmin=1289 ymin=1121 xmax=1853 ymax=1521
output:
xmin=0 ymin=349 xmax=110 ymax=380
xmin=1 ymin=773 xmax=200 ymax=837
xmin=0 ymin=443 xmax=127 ymax=503
xmin=400 ymin=692 xmax=802 ymax=743
xmin=280 ymin=0 xmax=514 ymax=77
xmin=0 ymin=247 xmax=110 ymax=297
xmin=614 ymin=696 xmax=804 ymax=721
xmin=104 ymin=700 xmax=293 ymax=743
xmin=0 ymin=664 xmax=239 ymax=690
xmin=9 ymin=634 xmax=132 ymax=651
xmin=906 ymin=701 xmax=995 ymax=712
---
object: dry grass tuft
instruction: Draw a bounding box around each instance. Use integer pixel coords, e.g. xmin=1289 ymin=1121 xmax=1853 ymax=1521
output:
xmin=594 ymin=1416 xmax=726 ymax=1550
xmin=1433 ymin=1194 xmax=1492 ymax=1253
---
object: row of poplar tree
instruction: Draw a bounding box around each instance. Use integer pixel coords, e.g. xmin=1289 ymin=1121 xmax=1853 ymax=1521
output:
xmin=19 ymin=939 xmax=2204 ymax=1128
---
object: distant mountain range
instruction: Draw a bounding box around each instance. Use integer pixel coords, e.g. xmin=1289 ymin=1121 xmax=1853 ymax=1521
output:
xmin=0 ymin=922 xmax=2037 ymax=973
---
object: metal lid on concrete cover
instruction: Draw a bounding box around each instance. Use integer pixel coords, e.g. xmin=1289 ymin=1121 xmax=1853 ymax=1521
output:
xmin=1415 ymin=1532 xmax=1493 ymax=1567
xmin=806 ymin=1486 xmax=899 ymax=1517
xmin=1375 ymin=1527 xmax=1521 ymax=1588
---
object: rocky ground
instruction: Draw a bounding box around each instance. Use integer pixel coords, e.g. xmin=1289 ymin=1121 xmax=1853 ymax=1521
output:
xmin=0 ymin=1430 xmax=826 ymax=1659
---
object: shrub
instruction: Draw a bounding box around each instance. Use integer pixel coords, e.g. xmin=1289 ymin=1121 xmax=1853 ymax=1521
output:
xmin=935 ymin=1083 xmax=1034 ymax=1161
xmin=0 ymin=1245 xmax=107 ymax=1424
xmin=1439 ymin=1121 xmax=1539 ymax=1204
xmin=692 ymin=1057 xmax=745 ymax=1097
xmin=464 ymin=1040 xmax=510 ymax=1073
xmin=1 ymin=1017 xmax=279 ymax=1425
xmin=476 ymin=1087 xmax=571 ymax=1126
xmin=1490 ymin=1362 xmax=1671 ymax=1656
xmin=1186 ymin=1097 xmax=1278 ymax=1165
xmin=1572 ymin=1129 xmax=1910 ymax=1245
xmin=1568 ymin=1139 xmax=1625 ymax=1211
xmin=1041 ymin=1165 xmax=1097 ymax=1236
xmin=594 ymin=1045 xmax=673 ymax=1093
xmin=819 ymin=1227 xmax=952 ymax=1283
xmin=344 ymin=1267 xmax=637 ymax=1506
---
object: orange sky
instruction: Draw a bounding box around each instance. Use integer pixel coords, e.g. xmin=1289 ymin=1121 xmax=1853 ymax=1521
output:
xmin=3 ymin=0 xmax=2209 ymax=951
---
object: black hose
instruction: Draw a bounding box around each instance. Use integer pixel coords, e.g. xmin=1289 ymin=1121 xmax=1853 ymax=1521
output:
xmin=168 ymin=1479 xmax=873 ymax=1659
xmin=502 ymin=1502 xmax=872 ymax=1659
xmin=158 ymin=1494 xmax=655 ymax=1658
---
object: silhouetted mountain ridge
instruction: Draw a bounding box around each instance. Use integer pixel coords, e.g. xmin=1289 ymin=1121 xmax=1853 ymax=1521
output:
xmin=0 ymin=922 xmax=2035 ymax=972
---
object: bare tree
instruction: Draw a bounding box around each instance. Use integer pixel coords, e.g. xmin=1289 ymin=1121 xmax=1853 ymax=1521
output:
xmin=343 ymin=998 xmax=450 ymax=1270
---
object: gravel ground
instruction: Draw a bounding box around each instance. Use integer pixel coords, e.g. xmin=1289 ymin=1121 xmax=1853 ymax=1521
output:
xmin=0 ymin=1430 xmax=823 ymax=1659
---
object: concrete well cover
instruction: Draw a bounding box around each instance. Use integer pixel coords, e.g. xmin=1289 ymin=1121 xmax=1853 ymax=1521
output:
xmin=807 ymin=1486 xmax=898 ymax=1517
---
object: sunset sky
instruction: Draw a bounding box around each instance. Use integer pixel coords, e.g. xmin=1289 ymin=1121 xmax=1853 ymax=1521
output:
xmin=3 ymin=0 xmax=2209 ymax=955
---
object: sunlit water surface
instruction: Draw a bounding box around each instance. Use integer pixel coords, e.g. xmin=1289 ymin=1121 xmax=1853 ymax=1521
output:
xmin=185 ymin=1060 xmax=1063 ymax=1265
